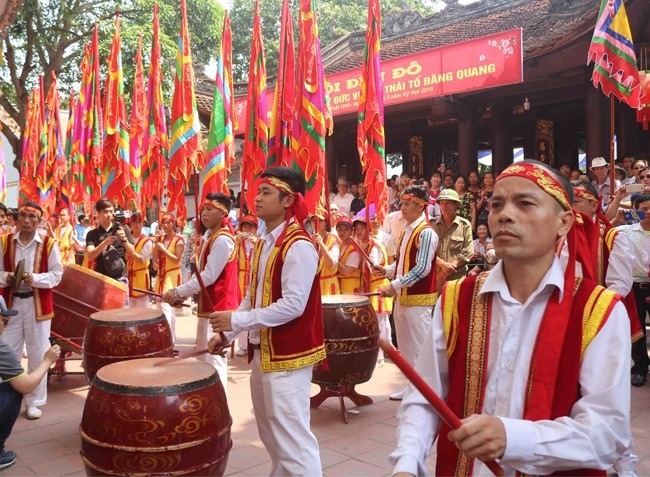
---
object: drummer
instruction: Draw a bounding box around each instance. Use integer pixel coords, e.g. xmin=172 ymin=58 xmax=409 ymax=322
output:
xmin=353 ymin=207 xmax=392 ymax=367
xmin=336 ymin=216 xmax=361 ymax=294
xmin=234 ymin=214 xmax=259 ymax=357
xmin=373 ymin=186 xmax=438 ymax=401
xmin=152 ymin=213 xmax=184 ymax=341
xmin=162 ymin=192 xmax=241 ymax=391
xmin=0 ymin=201 xmax=63 ymax=420
xmin=310 ymin=211 xmax=340 ymax=296
xmin=126 ymin=213 xmax=153 ymax=309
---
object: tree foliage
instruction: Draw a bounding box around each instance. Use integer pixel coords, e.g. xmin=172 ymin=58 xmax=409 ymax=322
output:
xmin=230 ymin=0 xmax=437 ymax=82
xmin=0 ymin=0 xmax=223 ymax=164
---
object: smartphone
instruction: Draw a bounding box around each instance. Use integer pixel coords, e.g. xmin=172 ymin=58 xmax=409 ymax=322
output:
xmin=623 ymin=210 xmax=646 ymax=221
xmin=627 ymin=183 xmax=645 ymax=193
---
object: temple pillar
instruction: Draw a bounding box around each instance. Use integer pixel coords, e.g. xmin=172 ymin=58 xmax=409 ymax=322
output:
xmin=491 ymin=102 xmax=513 ymax=175
xmin=585 ymin=84 xmax=609 ymax=161
xmin=554 ymin=121 xmax=579 ymax=169
xmin=457 ymin=108 xmax=477 ymax=178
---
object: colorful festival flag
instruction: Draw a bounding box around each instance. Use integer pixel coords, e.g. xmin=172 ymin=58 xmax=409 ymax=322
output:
xmin=268 ymin=0 xmax=296 ymax=168
xmin=43 ymin=72 xmax=66 ymax=214
xmin=357 ymin=0 xmax=389 ymax=225
xmin=70 ymin=25 xmax=103 ymax=212
xmin=241 ymin=0 xmax=269 ymax=214
xmin=101 ymin=15 xmax=131 ymax=206
xmin=35 ymin=76 xmax=55 ymax=213
xmin=0 ymin=126 xmax=6 ymax=204
xmin=129 ymin=34 xmax=146 ymax=211
xmin=59 ymin=91 xmax=76 ymax=211
xmin=167 ymin=0 xmax=203 ymax=217
xmin=291 ymin=0 xmax=329 ymax=216
xmin=202 ymin=13 xmax=237 ymax=199
xmin=20 ymin=88 xmax=40 ymax=204
xmin=222 ymin=12 xmax=238 ymax=174
xmin=142 ymin=3 xmax=169 ymax=211
xmin=587 ymin=0 xmax=643 ymax=108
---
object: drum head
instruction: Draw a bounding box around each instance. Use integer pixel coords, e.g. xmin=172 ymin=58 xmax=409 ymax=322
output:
xmin=95 ymin=357 xmax=216 ymax=388
xmin=321 ymin=294 xmax=370 ymax=307
xmin=90 ymin=308 xmax=162 ymax=324
xmin=12 ymin=259 xmax=25 ymax=293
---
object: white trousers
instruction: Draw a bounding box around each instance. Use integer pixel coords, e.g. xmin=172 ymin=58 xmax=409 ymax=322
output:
xmin=196 ymin=318 xmax=228 ymax=393
xmin=377 ymin=312 xmax=391 ymax=361
xmin=129 ymin=295 xmax=150 ymax=309
xmin=3 ymin=296 xmax=51 ymax=407
xmin=392 ymin=302 xmax=433 ymax=367
xmin=158 ymin=301 xmax=176 ymax=343
xmin=250 ymin=350 xmax=322 ymax=476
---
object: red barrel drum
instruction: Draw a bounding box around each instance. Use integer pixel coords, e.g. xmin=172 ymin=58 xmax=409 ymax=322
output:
xmin=53 ymin=264 xmax=127 ymax=352
xmin=82 ymin=308 xmax=174 ymax=383
xmin=80 ymin=358 xmax=232 ymax=476
xmin=311 ymin=295 xmax=379 ymax=420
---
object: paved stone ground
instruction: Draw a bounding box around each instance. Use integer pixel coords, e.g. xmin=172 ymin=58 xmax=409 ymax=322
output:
xmin=3 ymin=307 xmax=649 ymax=476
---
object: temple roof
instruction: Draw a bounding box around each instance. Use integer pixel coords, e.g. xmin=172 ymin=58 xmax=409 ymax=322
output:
xmin=322 ymin=0 xmax=599 ymax=75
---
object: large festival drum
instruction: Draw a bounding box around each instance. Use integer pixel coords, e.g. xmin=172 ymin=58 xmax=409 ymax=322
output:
xmin=82 ymin=308 xmax=174 ymax=383
xmin=311 ymin=295 xmax=379 ymax=420
xmin=52 ymin=264 xmax=126 ymax=352
xmin=80 ymin=358 xmax=232 ymax=476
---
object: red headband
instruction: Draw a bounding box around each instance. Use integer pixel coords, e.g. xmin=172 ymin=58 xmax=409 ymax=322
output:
xmin=400 ymin=193 xmax=428 ymax=206
xmin=574 ymin=188 xmax=598 ymax=203
xmin=18 ymin=205 xmax=43 ymax=218
xmin=160 ymin=213 xmax=175 ymax=222
xmin=497 ymin=163 xmax=571 ymax=211
xmin=260 ymin=176 xmax=310 ymax=246
xmin=201 ymin=199 xmax=229 ymax=215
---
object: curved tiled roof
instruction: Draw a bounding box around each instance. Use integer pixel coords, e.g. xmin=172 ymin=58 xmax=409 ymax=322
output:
xmin=322 ymin=0 xmax=598 ymax=75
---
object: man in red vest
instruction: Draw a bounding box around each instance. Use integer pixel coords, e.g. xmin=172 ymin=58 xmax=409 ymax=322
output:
xmin=374 ymin=185 xmax=438 ymax=401
xmin=0 ymin=202 xmax=63 ymax=420
xmin=208 ymin=167 xmax=325 ymax=476
xmin=162 ymin=192 xmax=240 ymax=390
xmin=391 ymin=161 xmax=631 ymax=476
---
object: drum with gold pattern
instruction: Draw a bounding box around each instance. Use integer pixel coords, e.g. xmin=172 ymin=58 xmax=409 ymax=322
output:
xmin=82 ymin=308 xmax=174 ymax=383
xmin=312 ymin=294 xmax=379 ymax=387
xmin=53 ymin=264 xmax=127 ymax=352
xmin=80 ymin=358 xmax=232 ymax=476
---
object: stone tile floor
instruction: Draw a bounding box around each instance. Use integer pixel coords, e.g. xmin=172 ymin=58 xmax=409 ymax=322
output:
xmin=3 ymin=309 xmax=650 ymax=476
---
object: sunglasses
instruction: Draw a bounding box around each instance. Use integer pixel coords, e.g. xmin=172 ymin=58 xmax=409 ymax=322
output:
xmin=640 ymin=175 xmax=650 ymax=180
xmin=633 ymin=166 xmax=645 ymax=170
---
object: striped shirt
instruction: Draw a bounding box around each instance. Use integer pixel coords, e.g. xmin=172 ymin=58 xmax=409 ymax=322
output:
xmin=387 ymin=216 xmax=438 ymax=290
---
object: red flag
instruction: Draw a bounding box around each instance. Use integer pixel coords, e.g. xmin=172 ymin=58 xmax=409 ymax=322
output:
xmin=20 ymin=88 xmax=40 ymax=204
xmin=222 ymin=12 xmax=238 ymax=173
xmin=142 ymin=4 xmax=169 ymax=212
xmin=167 ymin=0 xmax=203 ymax=217
xmin=268 ymin=0 xmax=295 ymax=168
xmin=129 ymin=34 xmax=146 ymax=211
xmin=357 ymin=0 xmax=388 ymax=225
xmin=292 ymin=0 xmax=329 ymax=216
xmin=241 ymin=0 xmax=269 ymax=214
xmin=102 ymin=14 xmax=130 ymax=206
xmin=43 ymin=72 xmax=66 ymax=214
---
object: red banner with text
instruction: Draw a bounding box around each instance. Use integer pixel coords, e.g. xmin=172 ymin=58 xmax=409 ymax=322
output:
xmin=234 ymin=28 xmax=523 ymax=134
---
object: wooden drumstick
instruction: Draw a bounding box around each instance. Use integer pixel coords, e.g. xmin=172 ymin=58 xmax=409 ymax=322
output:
xmin=131 ymin=288 xmax=191 ymax=307
xmin=379 ymin=340 xmax=505 ymax=477
xmin=153 ymin=349 xmax=210 ymax=366
xmin=189 ymin=262 xmax=229 ymax=345
xmin=349 ymin=239 xmax=374 ymax=267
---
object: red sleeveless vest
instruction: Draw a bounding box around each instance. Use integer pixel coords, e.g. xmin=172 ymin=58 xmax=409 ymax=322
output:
xmin=1 ymin=234 xmax=56 ymax=321
xmin=437 ymin=273 xmax=619 ymax=477
xmin=249 ymin=223 xmax=326 ymax=372
xmin=394 ymin=220 xmax=437 ymax=306
xmin=197 ymin=228 xmax=241 ymax=317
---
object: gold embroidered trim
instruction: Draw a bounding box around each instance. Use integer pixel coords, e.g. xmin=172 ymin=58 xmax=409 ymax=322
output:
xmin=398 ymin=293 xmax=437 ymax=307
xmin=582 ymin=286 xmax=616 ymax=358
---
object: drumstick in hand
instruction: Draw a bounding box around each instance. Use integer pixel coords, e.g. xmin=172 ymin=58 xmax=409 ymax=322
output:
xmin=190 ymin=262 xmax=229 ymax=345
xmin=379 ymin=340 xmax=505 ymax=477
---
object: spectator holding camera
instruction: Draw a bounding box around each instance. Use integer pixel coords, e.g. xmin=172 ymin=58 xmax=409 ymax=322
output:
xmin=85 ymin=198 xmax=134 ymax=286
xmin=616 ymin=193 xmax=650 ymax=388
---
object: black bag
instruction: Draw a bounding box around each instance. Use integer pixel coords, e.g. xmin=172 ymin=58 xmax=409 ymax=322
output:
xmin=102 ymin=245 xmax=126 ymax=279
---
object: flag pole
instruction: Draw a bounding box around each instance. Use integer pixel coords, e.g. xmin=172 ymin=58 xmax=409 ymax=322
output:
xmin=193 ymin=166 xmax=201 ymax=234
xmin=609 ymin=95 xmax=615 ymax=201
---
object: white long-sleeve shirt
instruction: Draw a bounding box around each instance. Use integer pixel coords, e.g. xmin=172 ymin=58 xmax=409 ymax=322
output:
xmin=176 ymin=230 xmax=235 ymax=298
xmin=0 ymin=232 xmax=63 ymax=291
xmin=384 ymin=216 xmax=437 ymax=291
xmin=616 ymin=222 xmax=650 ymax=283
xmin=390 ymin=258 xmax=631 ymax=476
xmin=227 ymin=222 xmax=318 ymax=345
